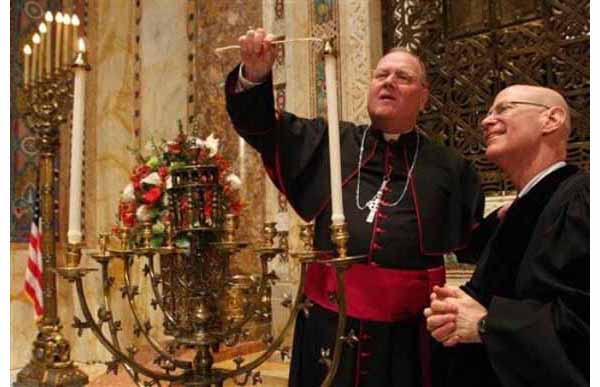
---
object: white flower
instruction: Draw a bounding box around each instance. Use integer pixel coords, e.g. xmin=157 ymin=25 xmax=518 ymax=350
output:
xmin=165 ymin=175 xmax=173 ymax=189
xmin=191 ymin=136 xmax=202 ymax=146
xmin=121 ymin=183 xmax=136 ymax=202
xmin=136 ymin=205 xmax=153 ymax=222
xmin=141 ymin=172 xmax=161 ymax=186
xmin=225 ymin=173 xmax=242 ymax=190
xmin=198 ymin=133 xmax=219 ymax=157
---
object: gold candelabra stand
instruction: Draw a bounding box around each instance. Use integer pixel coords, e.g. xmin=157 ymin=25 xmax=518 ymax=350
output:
xmin=54 ymin=155 xmax=365 ymax=386
xmin=14 ymin=69 xmax=88 ymax=386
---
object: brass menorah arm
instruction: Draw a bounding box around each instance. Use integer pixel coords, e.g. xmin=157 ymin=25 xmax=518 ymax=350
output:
xmin=71 ymin=274 xmax=184 ymax=383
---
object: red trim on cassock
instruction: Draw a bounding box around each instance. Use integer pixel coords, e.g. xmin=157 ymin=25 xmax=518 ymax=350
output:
xmin=304 ymin=263 xmax=445 ymax=322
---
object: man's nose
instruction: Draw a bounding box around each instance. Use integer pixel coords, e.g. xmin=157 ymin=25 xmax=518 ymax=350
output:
xmin=382 ymin=73 xmax=397 ymax=86
xmin=480 ymin=114 xmax=495 ymax=131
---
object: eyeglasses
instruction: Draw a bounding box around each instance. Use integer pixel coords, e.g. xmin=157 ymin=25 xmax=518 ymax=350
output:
xmin=372 ymin=69 xmax=421 ymax=85
xmin=485 ymin=101 xmax=550 ymax=118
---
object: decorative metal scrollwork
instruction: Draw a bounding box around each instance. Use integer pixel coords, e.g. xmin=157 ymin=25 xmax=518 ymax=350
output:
xmin=383 ymin=0 xmax=589 ymax=194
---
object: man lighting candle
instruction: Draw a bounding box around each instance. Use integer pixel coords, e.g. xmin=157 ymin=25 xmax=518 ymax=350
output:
xmin=224 ymin=28 xmax=484 ymax=387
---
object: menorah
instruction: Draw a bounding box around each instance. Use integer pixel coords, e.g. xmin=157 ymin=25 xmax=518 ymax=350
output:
xmin=14 ymin=9 xmax=88 ymax=387
xmin=53 ymin=141 xmax=365 ymax=386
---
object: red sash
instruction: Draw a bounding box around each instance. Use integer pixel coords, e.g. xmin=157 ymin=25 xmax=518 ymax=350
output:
xmin=305 ymin=262 xmax=445 ymax=322
xmin=305 ymin=262 xmax=445 ymax=387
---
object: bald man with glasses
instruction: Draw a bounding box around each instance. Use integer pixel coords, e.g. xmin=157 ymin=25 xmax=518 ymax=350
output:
xmin=424 ymin=85 xmax=589 ymax=387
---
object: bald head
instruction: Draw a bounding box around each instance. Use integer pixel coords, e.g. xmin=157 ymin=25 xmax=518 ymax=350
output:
xmin=498 ymin=85 xmax=572 ymax=133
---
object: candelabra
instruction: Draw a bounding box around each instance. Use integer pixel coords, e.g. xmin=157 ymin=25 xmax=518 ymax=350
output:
xmin=54 ymin=155 xmax=365 ymax=386
xmin=14 ymin=67 xmax=88 ymax=387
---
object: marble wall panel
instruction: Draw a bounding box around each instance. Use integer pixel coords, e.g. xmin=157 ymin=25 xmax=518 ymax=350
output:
xmin=194 ymin=1 xmax=264 ymax=275
xmin=93 ymin=0 xmax=136 ymax=236
xmin=139 ymin=0 xmax=188 ymax=143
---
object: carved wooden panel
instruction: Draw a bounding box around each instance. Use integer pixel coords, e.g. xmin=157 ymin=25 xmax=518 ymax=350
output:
xmin=382 ymin=0 xmax=589 ymax=194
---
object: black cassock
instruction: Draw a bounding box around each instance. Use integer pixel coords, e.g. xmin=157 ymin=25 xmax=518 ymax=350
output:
xmin=225 ymin=66 xmax=484 ymax=387
xmin=450 ymin=165 xmax=589 ymax=387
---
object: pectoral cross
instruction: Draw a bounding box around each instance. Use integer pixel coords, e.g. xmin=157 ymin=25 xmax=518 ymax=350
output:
xmin=365 ymin=178 xmax=389 ymax=223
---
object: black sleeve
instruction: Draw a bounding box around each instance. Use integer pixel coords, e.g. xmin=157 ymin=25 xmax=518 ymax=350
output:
xmin=456 ymin=208 xmax=501 ymax=264
xmin=454 ymin=161 xmax=486 ymax=263
xmin=224 ymin=64 xmax=329 ymax=219
xmin=482 ymin=188 xmax=589 ymax=387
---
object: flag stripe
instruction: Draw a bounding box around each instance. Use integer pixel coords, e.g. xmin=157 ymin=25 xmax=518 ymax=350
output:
xmin=24 ymin=282 xmax=44 ymax=316
xmin=24 ymin=194 xmax=44 ymax=318
xmin=26 ymin=259 xmax=42 ymax=280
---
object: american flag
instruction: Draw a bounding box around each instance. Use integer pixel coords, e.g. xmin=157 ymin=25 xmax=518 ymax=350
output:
xmin=24 ymin=192 xmax=44 ymax=318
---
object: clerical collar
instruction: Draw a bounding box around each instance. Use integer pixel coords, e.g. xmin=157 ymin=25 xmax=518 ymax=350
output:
xmin=383 ymin=132 xmax=401 ymax=142
xmin=518 ymin=161 xmax=567 ymax=198
xmin=374 ymin=129 xmax=416 ymax=144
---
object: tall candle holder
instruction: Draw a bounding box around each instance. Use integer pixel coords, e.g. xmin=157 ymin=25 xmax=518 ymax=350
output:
xmin=14 ymin=59 xmax=87 ymax=387
xmin=15 ymin=8 xmax=87 ymax=386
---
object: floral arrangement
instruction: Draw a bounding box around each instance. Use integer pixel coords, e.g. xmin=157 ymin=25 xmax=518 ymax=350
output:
xmin=115 ymin=123 xmax=243 ymax=248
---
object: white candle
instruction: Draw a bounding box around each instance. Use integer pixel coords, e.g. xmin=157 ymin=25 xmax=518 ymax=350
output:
xmin=32 ymin=33 xmax=40 ymax=82
xmin=23 ymin=45 xmax=32 ymax=86
xmin=71 ymin=15 xmax=80 ymax=58
xmin=68 ymin=38 xmax=88 ymax=244
xmin=323 ymin=41 xmax=345 ymax=225
xmin=62 ymin=14 xmax=71 ymax=67
xmin=38 ymin=22 xmax=48 ymax=76
xmin=54 ymin=12 xmax=63 ymax=69
xmin=44 ymin=12 xmax=53 ymax=74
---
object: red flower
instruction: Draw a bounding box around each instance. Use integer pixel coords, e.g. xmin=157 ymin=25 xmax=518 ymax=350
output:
xmin=168 ymin=142 xmax=181 ymax=154
xmin=134 ymin=164 xmax=151 ymax=178
xmin=158 ymin=166 xmax=169 ymax=178
xmin=179 ymin=197 xmax=189 ymax=211
xmin=204 ymin=191 xmax=213 ymax=219
xmin=204 ymin=202 xmax=212 ymax=219
xmin=230 ymin=200 xmax=244 ymax=215
xmin=122 ymin=212 xmax=136 ymax=227
xmin=143 ymin=186 xmax=163 ymax=204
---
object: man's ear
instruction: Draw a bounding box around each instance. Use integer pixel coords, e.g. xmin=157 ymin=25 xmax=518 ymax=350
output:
xmin=541 ymin=106 xmax=567 ymax=135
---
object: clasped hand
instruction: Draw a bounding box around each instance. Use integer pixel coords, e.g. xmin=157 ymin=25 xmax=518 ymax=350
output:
xmin=423 ymin=285 xmax=487 ymax=346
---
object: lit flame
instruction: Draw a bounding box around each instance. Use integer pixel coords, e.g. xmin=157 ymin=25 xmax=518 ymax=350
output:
xmin=39 ymin=22 xmax=47 ymax=34
xmin=45 ymin=11 xmax=53 ymax=23
xmin=24 ymin=44 xmax=32 ymax=55
xmin=78 ymin=38 xmax=86 ymax=53
xmin=32 ymin=33 xmax=41 ymax=44
xmin=63 ymin=14 xmax=71 ymax=25
xmin=71 ymin=14 xmax=80 ymax=27
xmin=55 ymin=12 xmax=63 ymax=23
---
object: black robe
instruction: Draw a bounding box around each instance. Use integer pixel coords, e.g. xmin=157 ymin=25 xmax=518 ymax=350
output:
xmin=450 ymin=165 xmax=589 ymax=387
xmin=225 ymin=66 xmax=484 ymax=387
